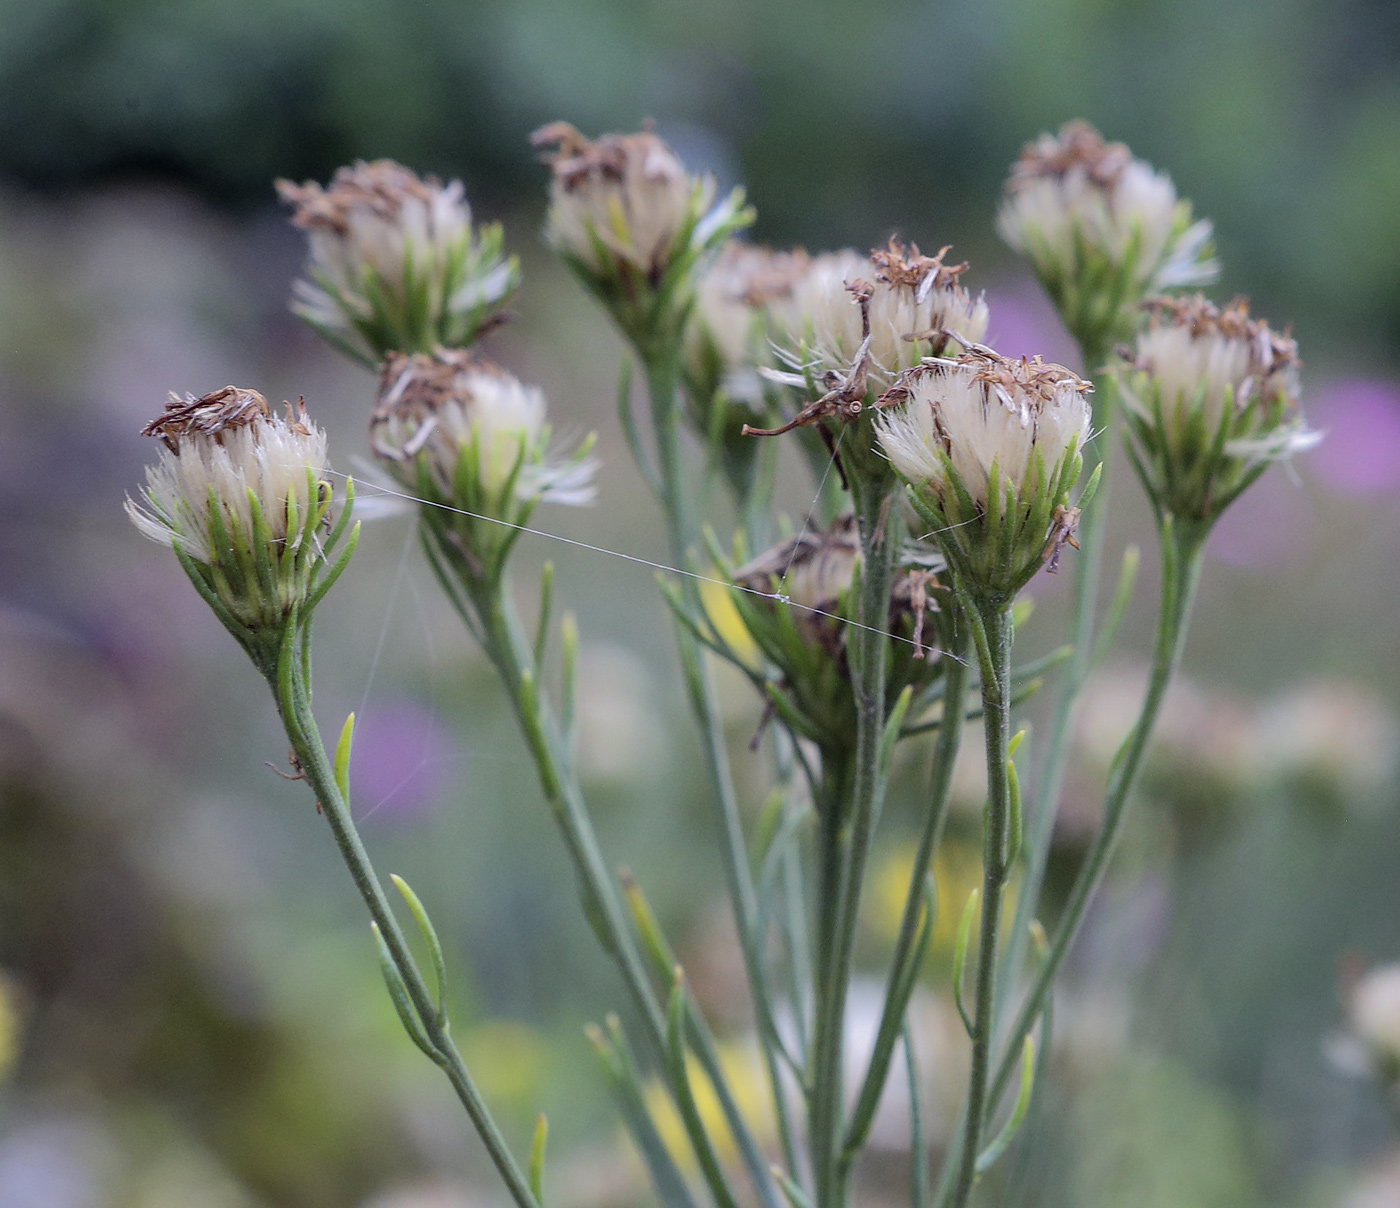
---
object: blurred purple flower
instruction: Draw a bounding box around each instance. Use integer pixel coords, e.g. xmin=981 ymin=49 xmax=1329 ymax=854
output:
xmin=1307 ymin=378 xmax=1400 ymax=495
xmin=983 ymin=278 xmax=1079 ymax=369
xmin=1209 ymin=467 xmax=1316 ymax=568
xmin=350 ymin=698 xmax=460 ymax=825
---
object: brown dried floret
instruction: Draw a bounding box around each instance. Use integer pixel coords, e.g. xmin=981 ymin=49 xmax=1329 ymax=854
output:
xmin=1006 ymin=120 xmax=1133 ymax=193
xmin=530 ymin=121 xmax=679 ymax=191
xmin=141 ymin=386 xmax=283 ymax=452
xmin=276 ymin=159 xmax=441 ymax=232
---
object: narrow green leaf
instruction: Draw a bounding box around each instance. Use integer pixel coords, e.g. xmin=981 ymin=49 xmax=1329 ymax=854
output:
xmin=772 ymin=1166 xmax=816 ymax=1208
xmin=371 ymin=923 xmax=439 ymax=1063
xmin=530 ymin=1113 xmax=548 ymax=1205
xmin=391 ymin=874 xmax=449 ymax=1025
xmin=334 ymin=712 xmax=355 ymax=804
xmin=534 ymin=562 xmax=555 ymax=670
xmin=975 ymin=1035 xmax=1037 ymax=1175
xmin=953 ymin=887 xmax=980 ymax=1038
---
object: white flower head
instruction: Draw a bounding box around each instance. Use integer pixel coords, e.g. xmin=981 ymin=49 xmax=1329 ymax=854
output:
xmin=278 ymin=159 xmax=518 ymax=361
xmin=877 ymin=351 xmax=1092 ymax=508
xmin=532 ymin=122 xmax=712 ymax=279
xmin=998 ymin=122 xmax=1217 ymax=342
xmin=127 ymin=387 xmax=343 ymax=634
xmin=688 ymin=241 xmax=814 ymax=400
xmin=1118 ymin=295 xmax=1319 ymax=523
xmin=876 ymin=349 xmax=1094 ymax=594
xmin=371 ymin=350 xmax=595 ymax=515
xmin=775 ymin=240 xmax=990 ymax=388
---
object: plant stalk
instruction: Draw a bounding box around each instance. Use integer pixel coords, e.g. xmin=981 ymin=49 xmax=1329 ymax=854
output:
xmin=947 ymin=596 xmax=1016 ymax=1208
xmin=272 ymin=642 xmax=540 ymax=1208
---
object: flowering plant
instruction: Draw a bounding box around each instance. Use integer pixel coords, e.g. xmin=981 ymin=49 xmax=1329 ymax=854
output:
xmin=129 ymin=121 xmax=1321 ymax=1208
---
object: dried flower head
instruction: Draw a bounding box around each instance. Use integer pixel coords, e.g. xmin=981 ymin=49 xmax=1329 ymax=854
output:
xmin=1117 ymin=294 xmax=1320 ymax=524
xmin=278 ymin=159 xmax=518 ymax=363
xmin=689 ymin=241 xmax=814 ymax=395
xmin=371 ymin=351 xmax=594 ymax=580
xmin=998 ymin=121 xmax=1216 ymax=349
xmin=774 ymin=240 xmax=990 ymax=389
xmin=533 ymin=122 xmax=711 ymax=280
xmin=718 ymin=515 xmax=948 ymax=748
xmin=876 ymin=348 xmax=1094 ymax=596
xmin=127 ymin=388 xmax=353 ymax=649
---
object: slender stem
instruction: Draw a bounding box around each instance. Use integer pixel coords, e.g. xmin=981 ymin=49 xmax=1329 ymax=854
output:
xmin=810 ymin=472 xmax=899 ymax=1208
xmin=839 ymin=618 xmax=970 ymax=1174
xmin=982 ymin=520 xmax=1207 ymax=1120
xmin=273 ymin=647 xmax=540 ymax=1208
xmin=462 ymin=574 xmax=782 ymax=1208
xmin=948 ymin=597 xmax=1016 ymax=1208
xmin=642 ymin=349 xmax=801 ymax=1179
xmin=1003 ymin=357 xmax=1117 ymax=994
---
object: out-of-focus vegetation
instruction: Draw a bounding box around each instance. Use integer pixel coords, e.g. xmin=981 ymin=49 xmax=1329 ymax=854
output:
xmin=0 ymin=1 xmax=1398 ymax=1205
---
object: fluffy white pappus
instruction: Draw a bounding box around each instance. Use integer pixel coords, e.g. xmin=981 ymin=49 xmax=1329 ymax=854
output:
xmin=775 ymin=245 xmax=990 ymax=386
xmin=279 ymin=161 xmax=474 ymax=312
xmin=535 ymin=124 xmax=710 ymax=277
xmin=1126 ymin=296 xmax=1312 ymax=458
xmin=876 ymin=355 xmax=1092 ymax=509
xmin=998 ymin=121 xmax=1217 ymax=292
xmin=126 ymin=411 xmax=329 ymax=565
xmin=374 ymin=354 xmax=596 ymax=508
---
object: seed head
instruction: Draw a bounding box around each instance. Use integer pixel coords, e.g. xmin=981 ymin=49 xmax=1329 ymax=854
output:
xmin=127 ymin=388 xmax=346 ymax=640
xmin=278 ymin=159 xmax=517 ymax=361
xmin=876 ymin=349 xmax=1094 ymax=595
xmin=1117 ymin=295 xmax=1320 ymax=524
xmin=372 ymin=350 xmax=596 ymax=511
xmin=998 ymin=121 xmax=1217 ymax=345
xmin=532 ymin=122 xmax=710 ymax=280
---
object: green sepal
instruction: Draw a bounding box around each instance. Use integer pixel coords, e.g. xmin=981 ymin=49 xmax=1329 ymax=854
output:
xmin=530 ymin=1113 xmax=548 ymax=1205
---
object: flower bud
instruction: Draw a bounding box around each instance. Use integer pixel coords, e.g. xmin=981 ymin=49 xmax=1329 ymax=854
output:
xmin=371 ymin=350 xmax=595 ymax=577
xmin=774 ymin=240 xmax=990 ymax=389
xmin=532 ymin=122 xmax=710 ymax=281
xmin=997 ymin=121 xmax=1217 ymax=351
xmin=127 ymin=388 xmax=353 ymax=653
xmin=278 ymin=159 xmax=519 ymax=363
xmin=1116 ymin=295 xmax=1320 ymax=526
xmin=876 ymin=349 xmax=1094 ymax=597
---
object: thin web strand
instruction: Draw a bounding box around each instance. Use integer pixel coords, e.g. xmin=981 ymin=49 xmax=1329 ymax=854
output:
xmin=318 ymin=469 xmax=969 ymax=666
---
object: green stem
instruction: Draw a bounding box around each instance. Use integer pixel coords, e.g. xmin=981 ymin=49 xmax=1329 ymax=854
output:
xmin=947 ymin=596 xmax=1016 ymax=1208
xmin=840 ymin=617 xmax=970 ymax=1174
xmin=463 ymin=575 xmax=781 ymax=1208
xmin=1003 ymin=359 xmax=1117 ymax=992
xmin=272 ymin=640 xmax=540 ymax=1208
xmin=643 ymin=349 xmax=801 ymax=1181
xmin=982 ymin=519 xmax=1207 ymax=1124
xmin=810 ymin=472 xmax=899 ymax=1208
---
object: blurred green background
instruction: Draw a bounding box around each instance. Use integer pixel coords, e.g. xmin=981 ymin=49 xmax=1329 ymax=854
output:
xmin=1 ymin=0 xmax=1399 ymax=1205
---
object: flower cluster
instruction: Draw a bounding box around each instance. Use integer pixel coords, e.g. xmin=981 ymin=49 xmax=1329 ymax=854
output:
xmin=278 ymin=159 xmax=518 ymax=363
xmin=876 ymin=349 xmax=1094 ymax=598
xmin=371 ymin=349 xmax=595 ymax=577
xmin=1116 ymin=294 xmax=1319 ymax=526
xmin=998 ymin=121 xmax=1216 ymax=353
xmin=127 ymin=387 xmax=355 ymax=661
